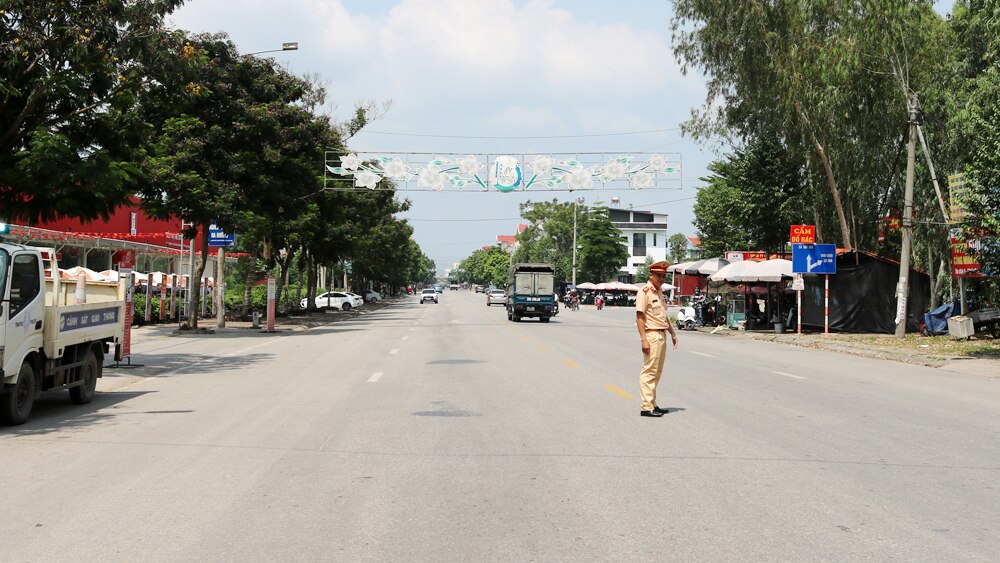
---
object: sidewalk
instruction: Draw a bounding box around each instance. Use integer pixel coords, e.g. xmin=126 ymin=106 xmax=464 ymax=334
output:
xmin=698 ymin=324 xmax=1000 ymax=377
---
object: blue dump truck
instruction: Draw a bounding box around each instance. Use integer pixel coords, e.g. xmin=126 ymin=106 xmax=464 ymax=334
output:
xmin=506 ymin=263 xmax=556 ymax=323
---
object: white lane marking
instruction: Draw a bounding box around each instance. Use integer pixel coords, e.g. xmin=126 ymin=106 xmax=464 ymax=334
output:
xmin=368 ymin=372 xmax=383 ymax=383
xmin=389 ymin=348 xmax=399 ymax=355
xmin=691 ymin=351 xmax=715 ymax=358
xmin=402 ymin=336 xmax=409 ymax=341
xmin=774 ymin=371 xmax=806 ymax=380
xmin=409 ymin=328 xmax=416 ymax=332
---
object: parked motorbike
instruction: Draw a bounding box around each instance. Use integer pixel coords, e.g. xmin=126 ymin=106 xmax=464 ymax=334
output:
xmin=676 ymin=305 xmax=702 ymax=330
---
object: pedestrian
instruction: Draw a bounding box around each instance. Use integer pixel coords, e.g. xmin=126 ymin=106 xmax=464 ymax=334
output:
xmin=635 ymin=260 xmax=678 ymax=417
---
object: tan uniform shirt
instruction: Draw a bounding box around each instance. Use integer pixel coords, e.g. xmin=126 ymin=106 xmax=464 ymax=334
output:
xmin=635 ymin=281 xmax=669 ymax=330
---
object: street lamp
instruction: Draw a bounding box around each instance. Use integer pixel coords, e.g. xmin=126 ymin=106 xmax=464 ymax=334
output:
xmin=246 ymin=42 xmax=299 ymax=56
xmin=572 ymin=196 xmax=585 ymax=287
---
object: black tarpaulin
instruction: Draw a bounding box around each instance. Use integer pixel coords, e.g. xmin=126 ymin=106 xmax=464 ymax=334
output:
xmin=800 ymin=251 xmax=930 ymax=333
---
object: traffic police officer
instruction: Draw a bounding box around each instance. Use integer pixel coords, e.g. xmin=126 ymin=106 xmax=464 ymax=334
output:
xmin=635 ymin=260 xmax=678 ymax=417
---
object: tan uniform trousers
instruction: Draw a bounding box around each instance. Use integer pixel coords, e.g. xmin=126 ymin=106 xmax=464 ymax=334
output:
xmin=640 ymin=330 xmax=667 ymax=411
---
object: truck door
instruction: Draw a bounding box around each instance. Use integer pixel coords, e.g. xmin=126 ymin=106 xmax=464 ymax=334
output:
xmin=3 ymin=252 xmax=45 ymax=378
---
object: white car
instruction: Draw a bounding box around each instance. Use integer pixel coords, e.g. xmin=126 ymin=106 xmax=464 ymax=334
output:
xmin=343 ymin=292 xmax=365 ymax=307
xmin=487 ymin=289 xmax=507 ymax=307
xmin=420 ymin=288 xmax=438 ymax=304
xmin=301 ymin=292 xmax=354 ymax=310
xmin=365 ymin=290 xmax=382 ymax=303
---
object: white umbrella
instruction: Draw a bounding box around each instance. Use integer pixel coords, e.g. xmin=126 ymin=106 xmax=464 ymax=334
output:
xmin=668 ymin=261 xmax=695 ymax=273
xmin=593 ymin=282 xmax=609 ymax=290
xmin=688 ymin=257 xmax=729 ymax=275
xmin=709 ymin=260 xmax=754 ymax=282
xmin=613 ymin=282 xmax=641 ymax=291
xmin=660 ymin=283 xmax=677 ymax=291
xmin=65 ymin=266 xmax=102 ymax=281
xmin=576 ymin=282 xmax=596 ymax=290
xmin=748 ymin=259 xmax=793 ymax=282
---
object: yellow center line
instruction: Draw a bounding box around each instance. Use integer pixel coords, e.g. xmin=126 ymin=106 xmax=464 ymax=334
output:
xmin=518 ymin=335 xmax=529 ymax=341
xmin=605 ymin=384 xmax=633 ymax=399
xmin=537 ymin=345 xmax=546 ymax=351
xmin=562 ymin=359 xmax=578 ymax=368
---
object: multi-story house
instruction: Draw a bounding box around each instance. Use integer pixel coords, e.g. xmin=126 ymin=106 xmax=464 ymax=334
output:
xmin=609 ymin=208 xmax=668 ymax=282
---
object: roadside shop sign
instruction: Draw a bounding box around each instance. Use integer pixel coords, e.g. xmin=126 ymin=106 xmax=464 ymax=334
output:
xmin=949 ymin=173 xmax=969 ymax=223
xmin=950 ymin=229 xmax=984 ymax=277
xmin=789 ymin=225 xmax=816 ymax=245
xmin=725 ymin=251 xmax=768 ymax=262
xmin=792 ymin=244 xmax=836 ymax=274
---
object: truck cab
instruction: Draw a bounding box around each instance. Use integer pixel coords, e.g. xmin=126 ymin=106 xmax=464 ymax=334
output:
xmin=1 ymin=244 xmax=125 ymax=425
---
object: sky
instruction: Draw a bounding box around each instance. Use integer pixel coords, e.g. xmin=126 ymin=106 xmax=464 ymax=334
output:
xmin=169 ymin=0 xmax=955 ymax=273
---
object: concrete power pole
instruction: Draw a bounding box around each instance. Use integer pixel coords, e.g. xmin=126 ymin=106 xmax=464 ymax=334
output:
xmin=895 ymin=99 xmax=917 ymax=338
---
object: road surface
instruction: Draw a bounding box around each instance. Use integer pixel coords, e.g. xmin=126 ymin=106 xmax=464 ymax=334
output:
xmin=3 ymin=291 xmax=998 ymax=561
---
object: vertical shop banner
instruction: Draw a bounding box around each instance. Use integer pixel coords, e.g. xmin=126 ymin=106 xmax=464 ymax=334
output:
xmin=950 ymin=229 xmax=983 ymax=277
xmin=266 ymin=276 xmax=276 ymax=332
xmin=120 ymin=268 xmax=133 ymax=357
xmin=949 ymin=173 xmax=968 ymax=223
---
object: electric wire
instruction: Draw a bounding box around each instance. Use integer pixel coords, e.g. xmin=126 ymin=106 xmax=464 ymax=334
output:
xmin=358 ymin=128 xmax=682 ymax=140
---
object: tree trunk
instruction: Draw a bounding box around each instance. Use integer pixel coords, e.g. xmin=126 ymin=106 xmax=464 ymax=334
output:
xmin=189 ymin=222 xmax=212 ymax=330
xmin=928 ymin=245 xmax=940 ymax=309
xmin=811 ymin=138 xmax=853 ymax=251
xmin=306 ymin=253 xmax=317 ymax=312
xmin=242 ymin=271 xmax=253 ymax=318
xmin=797 ymin=103 xmax=852 ymax=251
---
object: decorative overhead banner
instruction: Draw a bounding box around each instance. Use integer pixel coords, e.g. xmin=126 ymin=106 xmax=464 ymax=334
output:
xmin=324 ymin=152 xmax=681 ymax=192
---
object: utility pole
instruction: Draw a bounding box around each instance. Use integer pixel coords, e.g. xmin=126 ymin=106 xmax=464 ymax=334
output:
xmin=572 ymin=196 xmax=584 ymax=287
xmin=216 ymin=247 xmax=226 ymax=328
xmin=895 ymin=98 xmax=917 ymax=338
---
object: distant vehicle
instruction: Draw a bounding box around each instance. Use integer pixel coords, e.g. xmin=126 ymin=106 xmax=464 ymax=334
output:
xmin=301 ymin=292 xmax=353 ymax=310
xmin=365 ymin=290 xmax=382 ymax=303
xmin=506 ymin=263 xmax=556 ymax=322
xmin=434 ymin=285 xmax=444 ymax=293
xmin=474 ymin=285 xmax=484 ymax=293
xmin=487 ymin=289 xmax=507 ymax=307
xmin=420 ymin=288 xmax=439 ymax=304
xmin=449 ymin=283 xmax=459 ymax=291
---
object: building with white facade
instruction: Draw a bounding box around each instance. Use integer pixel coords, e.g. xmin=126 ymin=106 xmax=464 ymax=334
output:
xmin=609 ymin=208 xmax=668 ymax=282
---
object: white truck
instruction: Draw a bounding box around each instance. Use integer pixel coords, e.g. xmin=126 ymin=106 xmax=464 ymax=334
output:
xmin=0 ymin=244 xmax=126 ymax=425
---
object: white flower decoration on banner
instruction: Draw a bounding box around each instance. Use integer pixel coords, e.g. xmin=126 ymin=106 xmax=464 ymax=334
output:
xmin=355 ymin=170 xmax=380 ymax=190
xmin=567 ymin=167 xmax=594 ymax=190
xmin=418 ymin=165 xmax=447 ymax=191
xmin=602 ymin=159 xmax=627 ymax=180
xmin=529 ymin=156 xmax=555 ymax=176
xmin=458 ymin=155 xmax=482 ymax=175
xmin=382 ymin=158 xmax=409 ymax=180
xmin=629 ymin=171 xmax=654 ymax=189
xmin=325 ymin=153 xmax=679 ymax=192
xmin=648 ymin=154 xmax=667 ymax=172
xmin=341 ymin=153 xmax=362 ymax=171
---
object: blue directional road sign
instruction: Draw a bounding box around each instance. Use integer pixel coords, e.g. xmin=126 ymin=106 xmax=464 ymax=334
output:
xmin=208 ymin=225 xmax=236 ymax=247
xmin=792 ymin=243 xmax=837 ymax=274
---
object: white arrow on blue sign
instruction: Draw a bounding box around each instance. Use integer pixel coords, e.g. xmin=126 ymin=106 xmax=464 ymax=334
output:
xmin=792 ymin=243 xmax=837 ymax=274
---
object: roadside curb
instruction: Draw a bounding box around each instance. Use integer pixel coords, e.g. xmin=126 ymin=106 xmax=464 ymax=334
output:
xmin=694 ymin=325 xmax=993 ymax=368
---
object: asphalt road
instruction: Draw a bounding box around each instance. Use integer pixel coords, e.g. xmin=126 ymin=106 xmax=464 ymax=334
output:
xmin=3 ymin=291 xmax=999 ymax=561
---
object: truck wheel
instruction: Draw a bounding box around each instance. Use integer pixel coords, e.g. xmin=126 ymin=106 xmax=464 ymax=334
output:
xmin=1 ymin=362 xmax=36 ymax=425
xmin=540 ymin=317 xmax=551 ymax=323
xmin=70 ymin=351 xmax=99 ymax=405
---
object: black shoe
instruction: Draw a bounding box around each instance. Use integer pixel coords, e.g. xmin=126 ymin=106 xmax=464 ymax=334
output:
xmin=653 ymin=406 xmax=670 ymax=414
xmin=640 ymin=410 xmax=664 ymax=417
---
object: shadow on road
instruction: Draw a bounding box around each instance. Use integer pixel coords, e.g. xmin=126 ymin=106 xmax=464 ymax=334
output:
xmin=105 ymin=352 xmax=275 ymax=378
xmin=0 ymin=390 xmax=153 ymax=437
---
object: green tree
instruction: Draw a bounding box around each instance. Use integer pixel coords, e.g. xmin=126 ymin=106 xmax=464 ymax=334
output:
xmin=635 ymin=256 xmax=655 ymax=284
xmin=671 ymin=0 xmax=949 ymax=254
xmin=693 ymin=136 xmax=809 ymax=255
xmin=138 ymin=31 xmax=322 ymax=326
xmin=578 ymin=206 xmax=629 ymax=283
xmin=667 ymin=233 xmax=689 ymax=263
xmin=0 ymin=0 xmax=184 ymax=221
